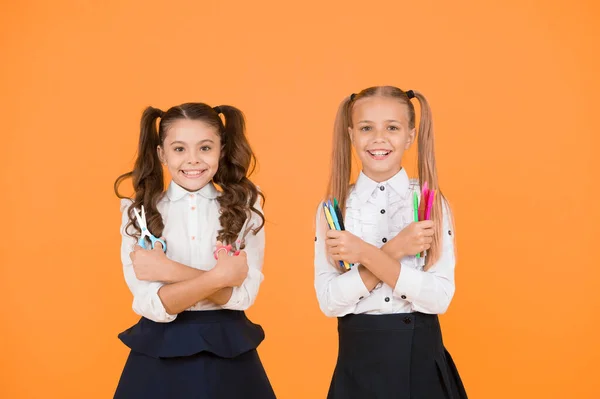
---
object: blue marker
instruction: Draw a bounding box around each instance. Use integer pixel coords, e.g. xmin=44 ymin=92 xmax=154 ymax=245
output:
xmin=328 ymin=200 xmax=342 ymax=230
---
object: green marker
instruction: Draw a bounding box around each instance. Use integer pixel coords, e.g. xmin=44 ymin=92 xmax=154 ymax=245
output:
xmin=413 ymin=191 xmax=420 ymax=258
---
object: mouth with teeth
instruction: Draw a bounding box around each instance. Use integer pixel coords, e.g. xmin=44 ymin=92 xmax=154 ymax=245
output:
xmin=367 ymin=149 xmax=392 ymax=160
xmin=181 ymin=169 xmax=208 ymax=179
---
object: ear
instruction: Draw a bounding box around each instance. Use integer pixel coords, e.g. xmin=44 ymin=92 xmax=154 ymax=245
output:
xmin=405 ymin=127 xmax=416 ymax=150
xmin=347 ymin=126 xmax=354 ymax=144
xmin=157 ymin=145 xmax=166 ymax=165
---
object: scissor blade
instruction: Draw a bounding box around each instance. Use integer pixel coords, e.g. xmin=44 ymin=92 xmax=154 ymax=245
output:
xmin=133 ymin=208 xmax=143 ymax=225
xmin=140 ymin=205 xmax=147 ymax=226
xmin=234 ymin=214 xmax=254 ymax=250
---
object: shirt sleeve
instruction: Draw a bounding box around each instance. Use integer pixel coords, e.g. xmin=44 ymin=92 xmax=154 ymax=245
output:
xmin=120 ymin=199 xmax=177 ymax=323
xmin=314 ymin=203 xmax=371 ymax=317
xmin=393 ymin=200 xmax=456 ymax=314
xmin=221 ymin=198 xmax=265 ymax=310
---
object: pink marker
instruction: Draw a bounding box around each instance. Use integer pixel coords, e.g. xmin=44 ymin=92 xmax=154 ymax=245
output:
xmin=419 ymin=181 xmax=429 ymax=221
xmin=425 ymin=189 xmax=436 ymax=220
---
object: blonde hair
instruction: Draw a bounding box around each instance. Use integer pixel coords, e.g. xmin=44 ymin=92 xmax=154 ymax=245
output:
xmin=326 ymin=86 xmax=446 ymax=270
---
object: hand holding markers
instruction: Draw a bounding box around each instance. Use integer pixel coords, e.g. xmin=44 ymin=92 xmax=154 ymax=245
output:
xmin=411 ymin=182 xmax=437 ymax=258
xmin=391 ymin=219 xmax=435 ymax=259
xmin=323 ymin=199 xmax=353 ymax=270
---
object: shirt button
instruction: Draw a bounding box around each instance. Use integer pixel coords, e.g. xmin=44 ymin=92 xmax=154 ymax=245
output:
xmin=382 ymin=237 xmax=387 ymax=243
xmin=448 ymin=230 xmax=452 ymax=236
xmin=401 ymin=295 xmax=407 ymax=300
xmin=379 ymin=186 xmax=385 ymax=191
xmin=384 ymin=297 xmax=390 ymax=302
xmin=403 ymin=317 xmax=412 ymax=324
xmin=189 ymin=194 xmax=194 ymax=199
xmin=359 ymin=296 xmax=364 ymax=300
xmin=315 ymin=236 xmax=317 ymax=242
xmin=191 ymin=236 xmax=195 ymax=240
xmin=191 ymin=206 xmax=196 ymax=210
xmin=380 ymin=209 xmax=386 ymax=214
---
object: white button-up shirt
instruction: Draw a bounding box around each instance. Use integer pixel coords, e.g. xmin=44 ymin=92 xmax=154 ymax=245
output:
xmin=120 ymin=181 xmax=265 ymax=323
xmin=314 ymin=168 xmax=456 ymax=317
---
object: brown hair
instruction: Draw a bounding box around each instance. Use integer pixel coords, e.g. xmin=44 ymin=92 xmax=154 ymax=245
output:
xmin=326 ymin=86 xmax=446 ymax=269
xmin=114 ymin=102 xmax=264 ymax=245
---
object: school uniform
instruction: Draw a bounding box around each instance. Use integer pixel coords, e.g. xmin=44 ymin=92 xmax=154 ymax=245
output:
xmin=114 ymin=181 xmax=276 ymax=399
xmin=314 ymin=169 xmax=467 ymax=399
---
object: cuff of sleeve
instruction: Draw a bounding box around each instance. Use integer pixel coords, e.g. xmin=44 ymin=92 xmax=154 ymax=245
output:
xmin=222 ymin=286 xmax=242 ymax=309
xmin=222 ymin=267 xmax=263 ymax=309
xmin=332 ymin=266 xmax=371 ymax=304
xmin=394 ymin=265 xmax=425 ymax=301
xmin=134 ymin=282 xmax=177 ymax=323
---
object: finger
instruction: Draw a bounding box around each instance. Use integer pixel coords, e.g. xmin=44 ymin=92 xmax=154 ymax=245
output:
xmin=153 ymin=241 xmax=164 ymax=251
xmin=328 ymin=248 xmax=340 ymax=257
xmin=422 ymin=229 xmax=435 ymax=237
xmin=129 ymin=252 xmax=135 ymax=262
xmin=327 ymin=246 xmax=342 ymax=256
xmin=134 ymin=245 xmax=143 ymax=252
xmin=424 ymin=237 xmax=433 ymax=244
xmin=237 ymin=250 xmax=247 ymax=258
xmin=418 ymin=220 xmax=435 ymax=229
xmin=326 ymin=230 xmax=343 ymax=239
xmin=331 ymin=254 xmax=342 ymax=261
xmin=215 ymin=247 xmax=228 ymax=259
xmin=325 ymin=238 xmax=341 ymax=247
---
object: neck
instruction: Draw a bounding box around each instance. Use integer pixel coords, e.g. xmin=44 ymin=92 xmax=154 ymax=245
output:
xmin=362 ymin=166 xmax=402 ymax=183
xmin=174 ymin=180 xmax=212 ymax=193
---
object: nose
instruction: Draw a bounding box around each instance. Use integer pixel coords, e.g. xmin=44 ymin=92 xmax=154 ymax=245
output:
xmin=187 ymin=152 xmax=202 ymax=165
xmin=372 ymin=127 xmax=387 ymax=142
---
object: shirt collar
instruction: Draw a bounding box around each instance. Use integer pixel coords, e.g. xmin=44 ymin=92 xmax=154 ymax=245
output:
xmin=354 ymin=168 xmax=410 ymax=204
xmin=166 ymin=180 xmax=219 ymax=201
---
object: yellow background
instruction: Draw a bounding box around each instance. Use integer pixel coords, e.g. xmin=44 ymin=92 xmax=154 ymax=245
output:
xmin=1 ymin=0 xmax=599 ymax=398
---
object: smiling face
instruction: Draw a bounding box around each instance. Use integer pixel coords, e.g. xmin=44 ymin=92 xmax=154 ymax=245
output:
xmin=157 ymin=118 xmax=221 ymax=192
xmin=348 ymin=96 xmax=416 ymax=182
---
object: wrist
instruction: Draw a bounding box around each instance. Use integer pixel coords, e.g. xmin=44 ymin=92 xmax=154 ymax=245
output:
xmin=383 ymin=236 xmax=406 ymax=260
xmin=206 ymin=266 xmax=228 ymax=290
xmin=359 ymin=241 xmax=376 ymax=266
xmin=161 ymin=259 xmax=178 ymax=283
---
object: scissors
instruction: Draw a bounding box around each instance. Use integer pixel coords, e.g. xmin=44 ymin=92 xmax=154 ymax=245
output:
xmin=133 ymin=205 xmax=167 ymax=252
xmin=213 ymin=214 xmax=255 ymax=260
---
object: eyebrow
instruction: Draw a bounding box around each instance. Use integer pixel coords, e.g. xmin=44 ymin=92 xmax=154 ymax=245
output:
xmin=357 ymin=119 xmax=402 ymax=124
xmin=169 ymin=139 xmax=215 ymax=145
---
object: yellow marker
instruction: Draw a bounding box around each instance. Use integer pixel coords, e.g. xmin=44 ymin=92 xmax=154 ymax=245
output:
xmin=323 ymin=204 xmax=336 ymax=229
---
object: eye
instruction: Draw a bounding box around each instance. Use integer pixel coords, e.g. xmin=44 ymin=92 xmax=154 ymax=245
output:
xmin=360 ymin=126 xmax=372 ymax=132
xmin=200 ymin=146 xmax=212 ymax=151
xmin=174 ymin=147 xmax=185 ymax=152
xmin=387 ymin=126 xmax=399 ymax=131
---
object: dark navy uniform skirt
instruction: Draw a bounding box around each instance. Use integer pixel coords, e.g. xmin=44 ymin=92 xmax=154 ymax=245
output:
xmin=114 ymin=310 xmax=276 ymax=399
xmin=327 ymin=312 xmax=467 ymax=399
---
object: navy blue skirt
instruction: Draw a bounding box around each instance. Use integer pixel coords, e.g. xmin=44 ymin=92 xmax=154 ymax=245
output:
xmin=114 ymin=310 xmax=276 ymax=399
xmin=328 ymin=312 xmax=467 ymax=399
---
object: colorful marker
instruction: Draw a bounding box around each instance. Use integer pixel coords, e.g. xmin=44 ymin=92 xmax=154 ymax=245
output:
xmin=323 ymin=203 xmax=350 ymax=270
xmin=413 ymin=191 xmax=421 ymax=258
xmin=333 ymin=198 xmax=345 ymax=230
xmin=425 ymin=189 xmax=436 ymax=220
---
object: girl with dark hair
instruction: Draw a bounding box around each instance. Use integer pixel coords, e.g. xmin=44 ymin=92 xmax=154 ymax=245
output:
xmin=113 ymin=102 xmax=275 ymax=398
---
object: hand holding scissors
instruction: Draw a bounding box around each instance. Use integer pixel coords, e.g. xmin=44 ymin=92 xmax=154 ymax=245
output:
xmin=133 ymin=205 xmax=167 ymax=253
xmin=213 ymin=215 xmax=255 ymax=259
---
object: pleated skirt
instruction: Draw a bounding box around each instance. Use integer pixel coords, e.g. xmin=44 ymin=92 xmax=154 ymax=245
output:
xmin=114 ymin=310 xmax=276 ymax=399
xmin=327 ymin=312 xmax=467 ymax=399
